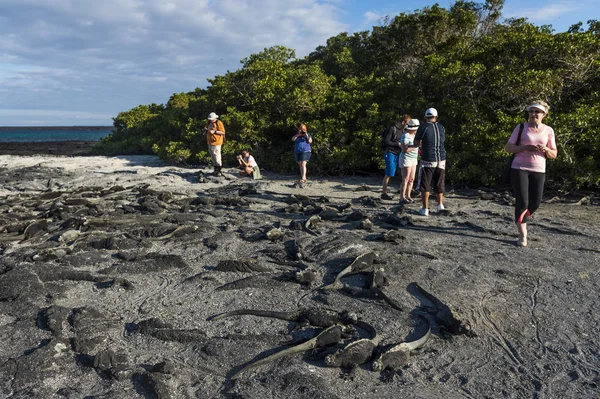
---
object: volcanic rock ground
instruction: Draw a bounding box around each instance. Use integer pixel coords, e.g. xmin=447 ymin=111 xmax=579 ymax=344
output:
xmin=0 ymin=153 xmax=599 ymax=399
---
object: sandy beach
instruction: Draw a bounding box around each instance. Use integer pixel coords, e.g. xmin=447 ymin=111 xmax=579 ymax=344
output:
xmin=1 ymin=153 xmax=599 ymax=398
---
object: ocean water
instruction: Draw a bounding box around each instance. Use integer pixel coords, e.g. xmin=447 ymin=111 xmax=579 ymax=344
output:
xmin=0 ymin=128 xmax=112 ymax=143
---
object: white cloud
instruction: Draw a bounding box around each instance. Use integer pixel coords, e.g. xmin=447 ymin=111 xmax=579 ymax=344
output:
xmin=0 ymin=0 xmax=349 ymax=125
xmin=0 ymin=109 xmax=114 ymax=126
xmin=364 ymin=11 xmax=382 ymax=23
xmin=504 ymin=0 xmax=583 ymax=24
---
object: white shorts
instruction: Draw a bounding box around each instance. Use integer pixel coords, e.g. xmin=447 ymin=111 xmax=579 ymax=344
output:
xmin=398 ymin=154 xmax=418 ymax=168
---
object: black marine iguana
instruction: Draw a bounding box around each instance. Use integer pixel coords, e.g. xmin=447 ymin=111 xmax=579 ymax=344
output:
xmin=316 ymin=252 xmax=377 ymax=291
xmin=339 ymin=268 xmax=404 ymax=312
xmin=207 ymin=307 xmax=358 ymax=330
xmin=408 ymin=282 xmax=475 ymax=337
xmin=372 ymin=316 xmax=432 ymax=381
xmin=231 ymin=324 xmax=354 ymax=379
xmin=324 ymin=320 xmax=381 ymax=375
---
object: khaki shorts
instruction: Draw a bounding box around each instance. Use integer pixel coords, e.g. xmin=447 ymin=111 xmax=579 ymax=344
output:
xmin=208 ymin=145 xmax=222 ymax=167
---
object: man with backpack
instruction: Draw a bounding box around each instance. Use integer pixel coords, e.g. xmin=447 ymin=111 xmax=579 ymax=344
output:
xmin=206 ymin=112 xmax=226 ymax=176
xmin=381 ymin=115 xmax=411 ymax=200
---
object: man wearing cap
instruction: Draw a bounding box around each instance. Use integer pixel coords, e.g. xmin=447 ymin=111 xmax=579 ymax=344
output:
xmin=206 ymin=112 xmax=226 ymax=176
xmin=413 ymin=108 xmax=446 ymax=216
xmin=381 ymin=115 xmax=411 ymax=200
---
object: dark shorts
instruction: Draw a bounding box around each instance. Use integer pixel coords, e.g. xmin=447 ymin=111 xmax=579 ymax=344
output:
xmin=419 ymin=166 xmax=445 ymax=193
xmin=295 ymin=152 xmax=311 ymax=162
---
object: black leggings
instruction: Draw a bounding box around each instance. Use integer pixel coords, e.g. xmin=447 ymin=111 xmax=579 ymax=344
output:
xmin=511 ymin=169 xmax=546 ymax=223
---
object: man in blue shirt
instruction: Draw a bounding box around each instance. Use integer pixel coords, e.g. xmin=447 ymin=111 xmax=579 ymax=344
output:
xmin=413 ymin=108 xmax=446 ymax=216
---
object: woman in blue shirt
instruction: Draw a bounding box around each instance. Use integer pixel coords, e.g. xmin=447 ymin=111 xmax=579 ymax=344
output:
xmin=292 ymin=124 xmax=312 ymax=183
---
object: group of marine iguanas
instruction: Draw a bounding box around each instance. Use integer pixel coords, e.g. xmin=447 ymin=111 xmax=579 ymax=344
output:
xmin=207 ymin=252 xmax=474 ymax=381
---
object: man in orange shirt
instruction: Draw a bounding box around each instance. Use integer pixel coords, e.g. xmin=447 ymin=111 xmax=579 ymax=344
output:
xmin=206 ymin=112 xmax=226 ymax=176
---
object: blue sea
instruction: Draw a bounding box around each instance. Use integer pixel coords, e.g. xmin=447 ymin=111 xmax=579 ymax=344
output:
xmin=0 ymin=128 xmax=112 ymax=143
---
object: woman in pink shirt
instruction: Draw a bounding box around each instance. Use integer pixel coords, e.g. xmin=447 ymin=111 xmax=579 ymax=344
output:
xmin=504 ymin=100 xmax=558 ymax=247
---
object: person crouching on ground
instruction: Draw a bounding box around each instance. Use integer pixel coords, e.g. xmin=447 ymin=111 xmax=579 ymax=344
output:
xmin=399 ymin=119 xmax=420 ymax=203
xmin=206 ymin=112 xmax=226 ymax=176
xmin=504 ymin=100 xmax=557 ymax=247
xmin=381 ymin=115 xmax=411 ymax=200
xmin=412 ymin=108 xmax=446 ymax=216
xmin=236 ymin=149 xmax=261 ymax=179
xmin=292 ymin=124 xmax=312 ymax=183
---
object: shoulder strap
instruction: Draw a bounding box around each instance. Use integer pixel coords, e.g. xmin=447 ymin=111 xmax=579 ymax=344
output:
xmin=516 ymin=123 xmax=524 ymax=145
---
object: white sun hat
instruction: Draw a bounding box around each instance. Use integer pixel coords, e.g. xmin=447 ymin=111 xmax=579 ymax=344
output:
xmin=207 ymin=112 xmax=219 ymax=120
xmin=526 ymin=103 xmax=547 ymax=114
xmin=407 ymin=119 xmax=420 ymax=130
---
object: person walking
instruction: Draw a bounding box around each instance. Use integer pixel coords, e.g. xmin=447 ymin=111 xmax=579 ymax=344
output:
xmin=206 ymin=112 xmax=226 ymax=176
xmin=381 ymin=115 xmax=411 ymax=200
xmin=398 ymin=119 xmax=420 ymax=203
xmin=504 ymin=100 xmax=557 ymax=247
xmin=292 ymin=124 xmax=312 ymax=184
xmin=413 ymin=108 xmax=446 ymax=216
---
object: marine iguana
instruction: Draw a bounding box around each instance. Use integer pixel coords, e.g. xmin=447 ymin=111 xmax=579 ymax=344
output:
xmin=313 ymin=252 xmax=377 ymax=292
xmin=338 ymin=268 xmax=403 ymax=312
xmin=408 ymin=282 xmax=475 ymax=337
xmin=231 ymin=324 xmax=353 ymax=379
xmin=367 ymin=267 xmax=388 ymax=289
xmin=207 ymin=308 xmax=358 ymax=330
xmin=372 ymin=316 xmax=432 ymax=381
xmin=324 ymin=320 xmax=381 ymax=374
xmin=295 ymin=252 xmax=378 ymax=306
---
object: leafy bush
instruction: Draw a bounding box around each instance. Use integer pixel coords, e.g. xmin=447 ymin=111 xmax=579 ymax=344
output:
xmin=93 ymin=3 xmax=600 ymax=190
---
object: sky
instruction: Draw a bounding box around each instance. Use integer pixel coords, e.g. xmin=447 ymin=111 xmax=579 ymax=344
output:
xmin=0 ymin=0 xmax=597 ymax=126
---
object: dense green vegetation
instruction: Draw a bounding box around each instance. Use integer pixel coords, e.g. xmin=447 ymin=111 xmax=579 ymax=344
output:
xmin=92 ymin=0 xmax=600 ymax=190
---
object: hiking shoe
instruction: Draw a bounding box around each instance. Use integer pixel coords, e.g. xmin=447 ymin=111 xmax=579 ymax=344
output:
xmin=381 ymin=193 xmax=394 ymax=200
xmin=437 ymin=204 xmax=445 ymax=211
xmin=418 ymin=208 xmax=429 ymax=216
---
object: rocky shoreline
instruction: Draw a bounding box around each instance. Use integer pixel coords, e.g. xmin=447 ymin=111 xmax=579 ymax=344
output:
xmin=1 ymin=154 xmax=599 ymax=398
xmin=0 ymin=141 xmax=97 ymax=156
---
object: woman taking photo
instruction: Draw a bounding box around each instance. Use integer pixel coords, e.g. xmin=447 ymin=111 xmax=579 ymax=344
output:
xmin=504 ymin=100 xmax=558 ymax=247
xmin=292 ymin=124 xmax=312 ymax=184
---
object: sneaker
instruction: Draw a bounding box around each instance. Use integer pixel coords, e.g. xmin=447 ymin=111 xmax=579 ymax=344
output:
xmin=418 ymin=208 xmax=429 ymax=216
xmin=437 ymin=204 xmax=445 ymax=211
xmin=381 ymin=193 xmax=394 ymax=200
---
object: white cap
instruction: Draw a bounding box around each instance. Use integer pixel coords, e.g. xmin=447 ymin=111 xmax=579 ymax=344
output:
xmin=208 ymin=112 xmax=219 ymax=120
xmin=407 ymin=119 xmax=420 ymax=130
xmin=425 ymin=108 xmax=438 ymax=118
